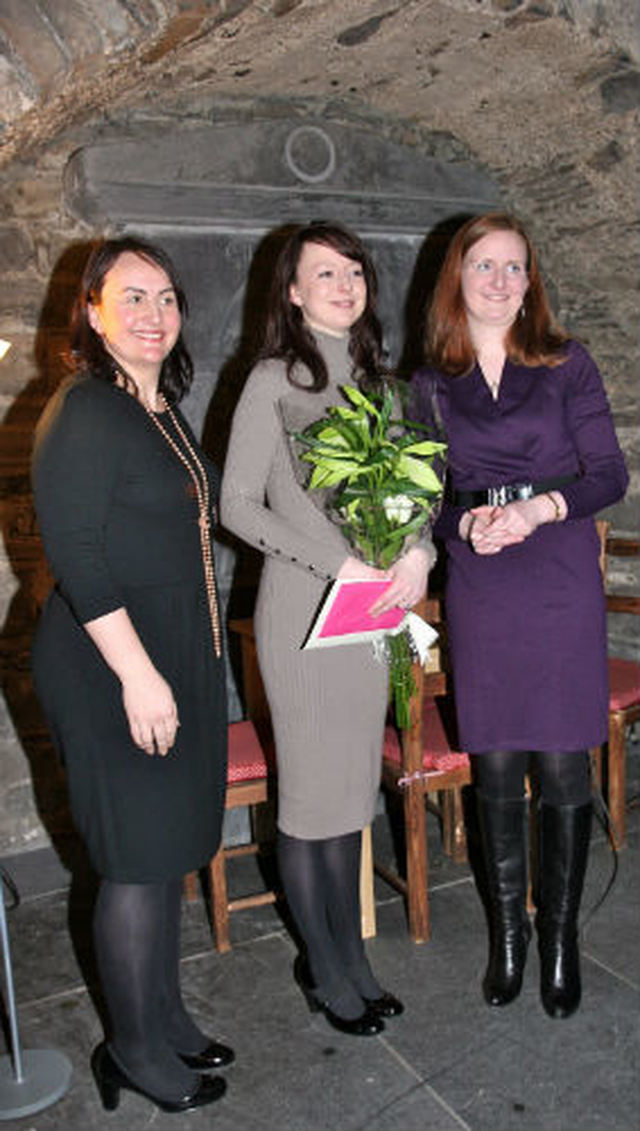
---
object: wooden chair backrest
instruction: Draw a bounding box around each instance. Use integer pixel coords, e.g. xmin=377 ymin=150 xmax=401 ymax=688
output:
xmin=597 ymin=519 xmax=640 ymax=616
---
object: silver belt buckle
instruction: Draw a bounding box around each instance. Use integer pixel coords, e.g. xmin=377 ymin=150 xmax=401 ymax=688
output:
xmin=488 ymin=484 xmax=508 ymax=506
xmin=488 ymin=483 xmax=534 ymax=506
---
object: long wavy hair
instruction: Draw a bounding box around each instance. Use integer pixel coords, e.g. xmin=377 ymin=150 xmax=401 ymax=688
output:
xmin=69 ymin=235 xmax=193 ymax=403
xmin=259 ymin=221 xmax=386 ymax=391
xmin=426 ymin=212 xmax=568 ymax=376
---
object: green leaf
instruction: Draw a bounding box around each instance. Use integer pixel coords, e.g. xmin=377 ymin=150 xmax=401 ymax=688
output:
xmin=397 ymin=455 xmax=444 ymax=492
xmin=341 ymin=384 xmax=380 ymax=419
xmin=308 ymin=465 xmax=354 ymax=489
xmin=402 ymin=439 xmax=447 ymax=456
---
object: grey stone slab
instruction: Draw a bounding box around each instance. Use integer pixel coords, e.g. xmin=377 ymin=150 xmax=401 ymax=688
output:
xmin=424 ymin=976 xmax=639 ymax=1131
xmin=1 ymin=844 xmax=72 ymax=900
xmin=178 ymin=933 xmax=418 ymax=1131
xmin=366 ymin=887 xmax=512 ymax=1078
xmin=1 ymin=802 xmax=638 ymax=1131
xmin=5 ymin=892 xmax=90 ymax=1007
xmin=366 ymin=1082 xmax=473 ymax=1131
xmin=65 ymin=120 xmax=499 ymax=230
xmin=581 ymin=813 xmax=640 ymax=987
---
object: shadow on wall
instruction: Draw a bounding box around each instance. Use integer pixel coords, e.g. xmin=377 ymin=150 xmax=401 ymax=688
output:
xmin=201 ymin=223 xmax=300 ymax=478
xmin=0 ymin=240 xmax=96 ymax=866
xmin=397 ymin=212 xmax=474 ymax=381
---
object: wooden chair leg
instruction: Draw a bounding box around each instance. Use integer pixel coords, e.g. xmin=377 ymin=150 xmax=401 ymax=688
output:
xmin=404 ymin=785 xmax=430 ymax=943
xmin=440 ymin=788 xmax=467 ymax=863
xmin=608 ymin=713 xmax=627 ymax=848
xmin=359 ymin=825 xmax=377 ymax=939
xmin=440 ymin=790 xmax=455 ymax=858
xmin=183 ymin=871 xmax=199 ymax=903
xmin=450 ymin=787 xmax=468 ymax=864
xmin=589 ymin=745 xmax=603 ymax=793
xmin=208 ymin=847 xmax=232 ymax=954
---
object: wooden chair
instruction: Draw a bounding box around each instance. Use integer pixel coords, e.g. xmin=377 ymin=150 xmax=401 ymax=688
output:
xmin=375 ymin=612 xmax=471 ymax=943
xmin=597 ymin=524 xmax=640 ymax=848
xmin=184 ymin=718 xmax=278 ymax=953
xmin=189 ymin=620 xmax=380 ymax=946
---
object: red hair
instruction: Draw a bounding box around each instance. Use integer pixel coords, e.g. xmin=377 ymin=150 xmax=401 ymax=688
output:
xmin=426 ymin=212 xmax=568 ymax=375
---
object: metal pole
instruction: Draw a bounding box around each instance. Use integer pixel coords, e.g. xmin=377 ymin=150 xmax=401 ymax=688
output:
xmin=0 ymin=869 xmax=72 ymax=1119
xmin=0 ymin=884 xmax=22 ymax=1082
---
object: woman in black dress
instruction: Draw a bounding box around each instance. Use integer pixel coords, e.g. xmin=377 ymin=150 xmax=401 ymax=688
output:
xmin=32 ymin=237 xmax=231 ymax=1113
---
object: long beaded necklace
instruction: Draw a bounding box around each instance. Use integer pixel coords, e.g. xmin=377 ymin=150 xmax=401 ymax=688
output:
xmin=144 ymin=395 xmax=222 ymax=659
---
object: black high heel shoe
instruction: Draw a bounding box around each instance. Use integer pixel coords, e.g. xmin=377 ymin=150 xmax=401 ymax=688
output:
xmin=293 ymin=957 xmax=385 ymax=1037
xmin=364 ymin=991 xmax=404 ymax=1018
xmin=91 ymin=1043 xmax=226 ymax=1113
xmin=179 ymin=1040 xmax=235 ymax=1069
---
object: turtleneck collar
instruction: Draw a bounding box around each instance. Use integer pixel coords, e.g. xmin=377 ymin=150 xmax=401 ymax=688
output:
xmin=310 ymin=327 xmax=352 ymax=381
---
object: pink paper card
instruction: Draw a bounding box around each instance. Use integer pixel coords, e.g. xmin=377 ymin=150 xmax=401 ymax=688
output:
xmin=304 ymin=579 xmax=405 ymax=649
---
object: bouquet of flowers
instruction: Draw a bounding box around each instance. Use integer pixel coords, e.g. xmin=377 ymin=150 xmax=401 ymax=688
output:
xmin=294 ymin=382 xmax=446 ymax=727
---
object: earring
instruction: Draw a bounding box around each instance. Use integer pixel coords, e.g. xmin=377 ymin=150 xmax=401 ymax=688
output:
xmin=519 ymin=303 xmax=526 ymax=318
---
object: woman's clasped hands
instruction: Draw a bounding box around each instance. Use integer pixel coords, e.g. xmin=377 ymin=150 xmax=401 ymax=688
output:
xmin=463 ymin=495 xmax=561 ymax=555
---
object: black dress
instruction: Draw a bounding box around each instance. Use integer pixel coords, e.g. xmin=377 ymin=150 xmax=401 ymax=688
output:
xmin=32 ymin=376 xmax=227 ymax=882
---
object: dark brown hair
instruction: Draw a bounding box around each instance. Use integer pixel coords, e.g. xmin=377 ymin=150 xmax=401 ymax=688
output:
xmin=426 ymin=212 xmax=568 ymax=376
xmin=260 ymin=221 xmax=386 ymax=391
xmin=70 ymin=235 xmax=193 ymax=403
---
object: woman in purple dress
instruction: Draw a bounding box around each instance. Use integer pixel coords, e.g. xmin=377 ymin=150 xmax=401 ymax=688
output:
xmin=411 ymin=213 xmax=628 ymax=1019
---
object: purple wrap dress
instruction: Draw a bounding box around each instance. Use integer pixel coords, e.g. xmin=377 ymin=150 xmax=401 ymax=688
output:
xmin=411 ymin=340 xmax=628 ymax=755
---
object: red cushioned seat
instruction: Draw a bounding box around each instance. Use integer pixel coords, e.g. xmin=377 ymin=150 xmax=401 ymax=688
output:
xmin=383 ymin=700 xmax=470 ymax=777
xmin=608 ymin=657 xmax=640 ymax=712
xmin=227 ymin=720 xmax=269 ymax=783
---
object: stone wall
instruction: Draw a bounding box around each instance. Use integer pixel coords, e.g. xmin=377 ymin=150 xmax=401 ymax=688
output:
xmin=564 ymin=0 xmax=640 ymax=62
xmin=0 ymin=0 xmax=638 ymax=854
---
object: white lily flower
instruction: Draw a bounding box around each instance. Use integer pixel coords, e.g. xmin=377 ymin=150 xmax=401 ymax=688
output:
xmin=383 ymin=493 xmax=414 ymax=524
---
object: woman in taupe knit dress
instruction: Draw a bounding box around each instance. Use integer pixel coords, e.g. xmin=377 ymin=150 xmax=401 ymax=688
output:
xmin=221 ymin=222 xmax=435 ymax=1036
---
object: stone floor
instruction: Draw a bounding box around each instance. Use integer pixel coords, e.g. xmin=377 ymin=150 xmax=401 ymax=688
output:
xmin=1 ymin=752 xmax=639 ymax=1131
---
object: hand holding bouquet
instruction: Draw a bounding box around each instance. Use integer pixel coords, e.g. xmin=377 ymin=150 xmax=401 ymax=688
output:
xmin=294 ymin=382 xmax=446 ymax=726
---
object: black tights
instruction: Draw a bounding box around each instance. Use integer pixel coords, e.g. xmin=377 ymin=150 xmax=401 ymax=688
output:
xmin=277 ymin=830 xmax=381 ymax=1019
xmin=93 ymin=878 xmax=208 ymax=1100
xmin=473 ymin=749 xmax=592 ymax=807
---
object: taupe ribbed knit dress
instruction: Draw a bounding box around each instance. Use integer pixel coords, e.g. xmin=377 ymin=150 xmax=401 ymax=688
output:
xmin=222 ymin=332 xmax=427 ymax=839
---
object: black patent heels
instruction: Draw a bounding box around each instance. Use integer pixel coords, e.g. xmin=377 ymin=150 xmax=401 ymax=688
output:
xmin=179 ymin=1040 xmax=235 ymax=1070
xmin=364 ymin=991 xmax=405 ymax=1018
xmin=293 ymin=957 xmax=385 ymax=1037
xmin=91 ymin=1043 xmax=226 ymax=1113
xmin=316 ymin=1000 xmax=385 ymax=1037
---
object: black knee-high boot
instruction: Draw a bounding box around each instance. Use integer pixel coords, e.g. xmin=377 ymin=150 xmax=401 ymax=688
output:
xmin=477 ymin=794 xmax=531 ymax=1007
xmin=535 ymin=801 xmax=592 ymax=1019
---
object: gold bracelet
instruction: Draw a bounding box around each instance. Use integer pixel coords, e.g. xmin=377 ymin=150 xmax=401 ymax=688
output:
xmin=545 ymin=491 xmax=561 ymax=522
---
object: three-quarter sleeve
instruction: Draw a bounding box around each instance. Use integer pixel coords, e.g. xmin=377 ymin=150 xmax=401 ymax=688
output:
xmin=557 ymin=343 xmax=629 ymax=519
xmin=32 ymin=380 xmax=126 ymax=623
xmin=220 ymin=364 xmax=348 ymax=580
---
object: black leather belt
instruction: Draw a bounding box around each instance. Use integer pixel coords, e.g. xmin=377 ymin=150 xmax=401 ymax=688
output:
xmin=452 ymin=474 xmax=578 ymax=509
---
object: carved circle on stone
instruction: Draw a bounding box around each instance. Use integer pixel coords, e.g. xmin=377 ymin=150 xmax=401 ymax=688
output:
xmin=284 ymin=126 xmax=336 ymax=184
